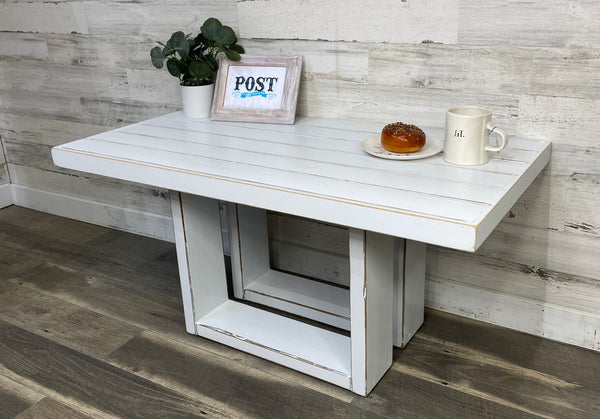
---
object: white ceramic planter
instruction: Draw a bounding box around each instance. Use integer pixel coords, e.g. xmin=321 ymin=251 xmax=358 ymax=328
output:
xmin=181 ymin=84 xmax=215 ymax=119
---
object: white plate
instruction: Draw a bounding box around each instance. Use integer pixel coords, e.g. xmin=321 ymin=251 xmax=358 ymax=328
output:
xmin=361 ymin=135 xmax=444 ymax=160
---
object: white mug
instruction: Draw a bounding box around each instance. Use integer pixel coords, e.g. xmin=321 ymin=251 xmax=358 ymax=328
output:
xmin=444 ymin=106 xmax=508 ymax=165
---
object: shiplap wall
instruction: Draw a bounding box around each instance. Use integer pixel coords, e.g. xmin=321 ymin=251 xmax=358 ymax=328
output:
xmin=1 ymin=1 xmax=598 ymax=350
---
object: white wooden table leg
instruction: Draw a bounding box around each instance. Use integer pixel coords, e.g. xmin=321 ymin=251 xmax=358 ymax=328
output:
xmin=228 ymin=203 xmax=352 ymax=329
xmin=349 ymin=229 xmax=394 ymax=395
xmin=227 ymin=203 xmax=271 ymax=300
xmin=170 ymin=191 xmax=229 ymax=334
xmin=173 ymin=195 xmax=408 ymax=395
xmin=393 ymin=239 xmax=426 ymax=347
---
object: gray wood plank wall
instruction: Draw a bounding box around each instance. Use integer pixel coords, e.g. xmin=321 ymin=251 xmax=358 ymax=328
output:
xmin=0 ymin=1 xmax=598 ymax=350
xmin=0 ymin=143 xmax=8 ymax=185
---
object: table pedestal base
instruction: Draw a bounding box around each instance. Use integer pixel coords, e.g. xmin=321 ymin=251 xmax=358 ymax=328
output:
xmin=170 ymin=191 xmax=425 ymax=395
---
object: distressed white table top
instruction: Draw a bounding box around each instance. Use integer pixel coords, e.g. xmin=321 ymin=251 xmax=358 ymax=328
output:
xmin=52 ymin=112 xmax=551 ymax=252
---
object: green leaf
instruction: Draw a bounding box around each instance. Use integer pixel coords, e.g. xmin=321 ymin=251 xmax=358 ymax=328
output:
xmin=228 ymin=44 xmax=244 ymax=54
xmin=204 ymin=54 xmax=218 ymax=70
xmin=166 ymin=58 xmax=182 ymax=78
xmin=189 ymin=60 xmax=214 ymax=82
xmin=192 ymin=33 xmax=207 ymax=47
xmin=224 ymin=48 xmax=241 ymax=62
xmin=217 ymin=26 xmax=236 ymax=45
xmin=187 ymin=38 xmax=195 ymax=50
xmin=150 ymin=46 xmax=165 ymax=68
xmin=201 ymin=18 xmax=223 ymax=42
xmin=165 ymin=31 xmax=190 ymax=59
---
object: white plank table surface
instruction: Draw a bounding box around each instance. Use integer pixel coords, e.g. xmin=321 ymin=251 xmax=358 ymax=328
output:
xmin=53 ymin=112 xmax=550 ymax=252
xmin=52 ymin=112 xmax=551 ymax=395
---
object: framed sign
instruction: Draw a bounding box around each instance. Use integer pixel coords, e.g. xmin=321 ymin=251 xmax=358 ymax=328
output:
xmin=211 ymin=55 xmax=302 ymax=124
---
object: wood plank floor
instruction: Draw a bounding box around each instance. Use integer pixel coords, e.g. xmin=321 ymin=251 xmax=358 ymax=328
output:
xmin=1 ymin=205 xmax=598 ymax=419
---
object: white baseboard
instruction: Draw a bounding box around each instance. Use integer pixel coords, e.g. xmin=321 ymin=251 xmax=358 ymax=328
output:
xmin=10 ymin=184 xmax=175 ymax=243
xmin=426 ymin=278 xmax=600 ymax=351
xmin=0 ymin=183 xmax=12 ymax=209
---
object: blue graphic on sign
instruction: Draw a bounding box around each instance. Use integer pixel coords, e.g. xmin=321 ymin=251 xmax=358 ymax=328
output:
xmin=233 ymin=91 xmax=276 ymax=100
xmin=241 ymin=91 xmax=267 ymax=98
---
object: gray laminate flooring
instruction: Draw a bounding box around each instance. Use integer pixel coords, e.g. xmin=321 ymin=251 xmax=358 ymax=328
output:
xmin=1 ymin=205 xmax=598 ymax=419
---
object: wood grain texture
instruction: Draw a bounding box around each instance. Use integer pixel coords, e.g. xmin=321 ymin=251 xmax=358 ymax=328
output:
xmin=0 ymin=0 xmax=598 ymax=350
xmin=0 ymin=320 xmax=223 ymax=419
xmin=425 ymin=278 xmax=600 ymax=351
xmin=0 ymin=278 xmax=142 ymax=359
xmin=457 ymin=0 xmax=600 ymax=47
xmin=368 ymin=43 xmax=600 ymax=99
xmin=0 ymin=387 xmax=31 ymax=419
xmin=0 ymin=163 xmax=8 ymax=185
xmin=0 ymin=2 xmax=88 ymax=34
xmin=1 ymin=206 xmax=599 ymax=418
xmin=241 ymin=39 xmax=370 ymax=83
xmin=0 ymin=33 xmax=49 ymax=60
xmin=268 ymin=212 xmax=350 ymax=286
xmin=14 ymin=398 xmax=94 ymax=419
xmin=107 ymin=333 xmax=383 ymax=419
xmin=0 ymin=214 xmax=179 ymax=300
xmin=0 ymin=0 xmax=238 ymax=38
xmin=237 ymin=0 xmax=458 ymax=44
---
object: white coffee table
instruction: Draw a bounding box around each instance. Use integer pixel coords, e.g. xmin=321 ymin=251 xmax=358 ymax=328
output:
xmin=52 ymin=112 xmax=551 ymax=395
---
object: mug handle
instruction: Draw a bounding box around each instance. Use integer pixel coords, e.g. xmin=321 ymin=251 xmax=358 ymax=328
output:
xmin=485 ymin=122 xmax=508 ymax=152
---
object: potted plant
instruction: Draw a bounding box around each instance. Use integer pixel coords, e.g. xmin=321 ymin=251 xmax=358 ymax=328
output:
xmin=150 ymin=18 xmax=244 ymax=118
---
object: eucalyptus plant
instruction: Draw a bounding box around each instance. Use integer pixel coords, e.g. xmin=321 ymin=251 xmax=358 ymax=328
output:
xmin=150 ymin=18 xmax=244 ymax=86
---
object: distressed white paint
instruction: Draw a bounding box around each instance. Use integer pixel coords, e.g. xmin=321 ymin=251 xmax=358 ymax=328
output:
xmin=172 ymin=193 xmax=229 ymax=333
xmin=0 ymin=33 xmax=49 ymax=60
xmin=237 ymin=0 xmax=458 ymax=44
xmin=368 ymin=44 xmax=600 ymax=99
xmin=0 ymin=113 xmax=107 ymax=148
xmin=0 ymin=2 xmax=89 ymax=34
xmin=361 ymin=230 xmax=394 ymax=393
xmin=427 ymin=245 xmax=600 ymax=316
xmin=0 ymin=1 xmax=238 ymax=38
xmin=241 ymin=39 xmax=369 ymax=83
xmin=169 ymin=191 xmax=195 ymax=333
xmin=349 ymin=229 xmax=394 ymax=395
xmin=198 ymin=300 xmax=353 ymax=389
xmin=49 ymin=112 xmax=549 ymax=393
xmin=478 ymin=220 xmax=600 ymax=283
xmin=170 ymin=191 xmax=395 ymax=394
xmin=0 ymin=63 xmax=130 ymax=101
xmin=518 ymin=95 xmax=600 ymax=147
xmin=52 ymin=113 xmax=549 ymax=251
xmin=269 ymin=236 xmax=350 ymax=287
xmin=229 ymin=204 xmax=425 ymax=345
xmin=82 ymin=1 xmax=238 ymax=37
xmin=244 ymin=269 xmax=351 ymax=331
xmin=394 ymin=239 xmax=426 ymax=347
xmin=230 ymin=204 xmax=271 ymax=289
xmin=296 ymin=78 xmax=521 ymax=130
xmin=228 ymin=203 xmax=351 ymax=329
xmin=457 ymin=0 xmax=600 ymax=47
